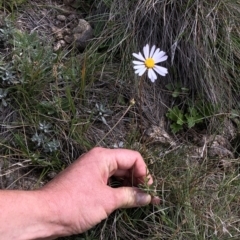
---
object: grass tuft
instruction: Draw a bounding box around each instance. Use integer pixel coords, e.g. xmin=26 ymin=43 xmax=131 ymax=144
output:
xmin=0 ymin=0 xmax=240 ymax=239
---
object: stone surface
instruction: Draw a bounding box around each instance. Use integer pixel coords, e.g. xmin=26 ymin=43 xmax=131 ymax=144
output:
xmin=51 ymin=18 xmax=93 ymax=51
xmin=57 ymin=14 xmax=67 ymax=22
xmin=73 ymin=19 xmax=93 ymax=50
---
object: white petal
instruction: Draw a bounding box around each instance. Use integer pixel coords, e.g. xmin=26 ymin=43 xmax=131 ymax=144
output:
xmin=155 ymin=50 xmax=166 ymax=59
xmin=152 ymin=69 xmax=157 ymax=80
xmin=153 ymin=51 xmax=168 ymax=63
xmin=148 ymin=68 xmax=157 ymax=82
xmin=135 ymin=66 xmax=146 ymax=76
xmin=152 ymin=48 xmax=161 ymax=60
xmin=155 ymin=55 xmax=168 ymax=63
xmin=147 ymin=69 xmax=152 ymax=80
xmin=143 ymin=44 xmax=150 ymax=59
xmin=133 ymin=65 xmax=145 ymax=70
xmin=132 ymin=60 xmax=144 ymax=65
xmin=133 ymin=52 xmax=145 ymax=61
xmin=149 ymin=45 xmax=156 ymax=58
xmin=154 ymin=65 xmax=168 ymax=76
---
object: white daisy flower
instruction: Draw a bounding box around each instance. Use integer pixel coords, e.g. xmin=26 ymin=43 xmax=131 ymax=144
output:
xmin=132 ymin=44 xmax=168 ymax=82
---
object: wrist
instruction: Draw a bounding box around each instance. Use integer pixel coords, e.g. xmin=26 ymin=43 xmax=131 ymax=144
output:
xmin=30 ymin=189 xmax=72 ymax=239
xmin=12 ymin=189 xmax=70 ymax=240
xmin=0 ymin=189 xmax=70 ymax=240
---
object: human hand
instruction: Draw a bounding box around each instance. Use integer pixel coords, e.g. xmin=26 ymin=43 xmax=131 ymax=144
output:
xmin=41 ymin=147 xmax=159 ymax=236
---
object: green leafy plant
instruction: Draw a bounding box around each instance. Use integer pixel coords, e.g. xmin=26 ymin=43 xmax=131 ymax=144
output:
xmin=165 ymin=82 xmax=213 ymax=133
xmin=37 ymin=101 xmax=58 ymax=116
xmin=166 ymin=106 xmax=203 ymax=133
xmin=31 ymin=132 xmax=46 ymax=147
xmin=0 ymin=24 xmax=12 ymax=48
xmin=166 ymin=106 xmax=185 ymax=133
xmin=31 ymin=121 xmax=60 ymax=153
xmin=11 ymin=31 xmax=57 ymax=84
xmin=185 ymin=107 xmax=203 ymax=128
xmin=0 ymin=63 xmax=19 ymax=84
xmin=88 ymin=103 xmax=113 ymax=125
xmin=138 ymin=176 xmax=158 ymax=198
xmin=38 ymin=121 xmax=53 ymax=133
xmin=43 ymin=139 xmax=61 ymax=153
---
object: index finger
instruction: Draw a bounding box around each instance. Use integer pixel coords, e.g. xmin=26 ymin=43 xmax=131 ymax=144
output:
xmin=104 ymin=148 xmax=153 ymax=185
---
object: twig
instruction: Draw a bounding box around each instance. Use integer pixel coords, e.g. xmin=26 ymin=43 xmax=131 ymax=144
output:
xmin=96 ymin=100 xmax=135 ymax=146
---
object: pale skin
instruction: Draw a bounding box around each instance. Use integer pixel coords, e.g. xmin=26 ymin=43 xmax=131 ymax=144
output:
xmin=0 ymin=147 xmax=159 ymax=240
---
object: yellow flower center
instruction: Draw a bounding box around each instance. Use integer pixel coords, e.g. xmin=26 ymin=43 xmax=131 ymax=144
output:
xmin=144 ymin=58 xmax=155 ymax=68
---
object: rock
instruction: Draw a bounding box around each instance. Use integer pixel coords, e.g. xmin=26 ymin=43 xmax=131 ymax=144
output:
xmin=64 ymin=35 xmax=73 ymax=44
xmin=222 ymin=118 xmax=237 ymax=140
xmin=208 ymin=146 xmax=234 ymax=158
xmin=59 ymin=40 xmax=66 ymax=48
xmin=53 ymin=40 xmax=66 ymax=51
xmin=207 ymin=135 xmax=232 ymax=150
xmin=68 ymin=14 xmax=77 ymax=21
xmin=53 ymin=41 xmax=62 ymax=51
xmin=47 ymin=171 xmax=57 ymax=179
xmin=51 ymin=18 xmax=93 ymax=51
xmin=217 ymin=159 xmax=233 ymax=172
xmin=145 ymin=125 xmax=176 ymax=147
xmin=63 ymin=28 xmax=71 ymax=35
xmin=72 ymin=19 xmax=93 ymax=50
xmin=186 ymin=145 xmax=205 ymax=159
xmin=205 ymin=134 xmax=234 ymax=158
xmin=51 ymin=26 xmax=63 ymax=40
xmin=188 ymin=134 xmax=234 ymax=159
xmin=57 ymin=15 xmax=67 ymax=22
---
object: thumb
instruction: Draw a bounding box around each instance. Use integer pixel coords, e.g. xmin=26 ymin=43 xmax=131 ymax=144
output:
xmin=112 ymin=187 xmax=151 ymax=209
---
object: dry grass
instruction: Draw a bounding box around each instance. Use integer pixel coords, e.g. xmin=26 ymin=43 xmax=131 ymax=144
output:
xmin=0 ymin=0 xmax=240 ymax=239
xmin=87 ymin=0 xmax=240 ymax=128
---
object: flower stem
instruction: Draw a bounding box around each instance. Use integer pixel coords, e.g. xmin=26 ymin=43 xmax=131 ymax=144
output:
xmin=95 ymin=100 xmax=135 ymax=146
xmin=139 ymin=75 xmax=144 ymax=133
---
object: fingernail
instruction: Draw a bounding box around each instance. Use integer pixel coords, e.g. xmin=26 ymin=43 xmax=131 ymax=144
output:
xmin=136 ymin=193 xmax=151 ymax=206
xmin=151 ymin=196 xmax=161 ymax=205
